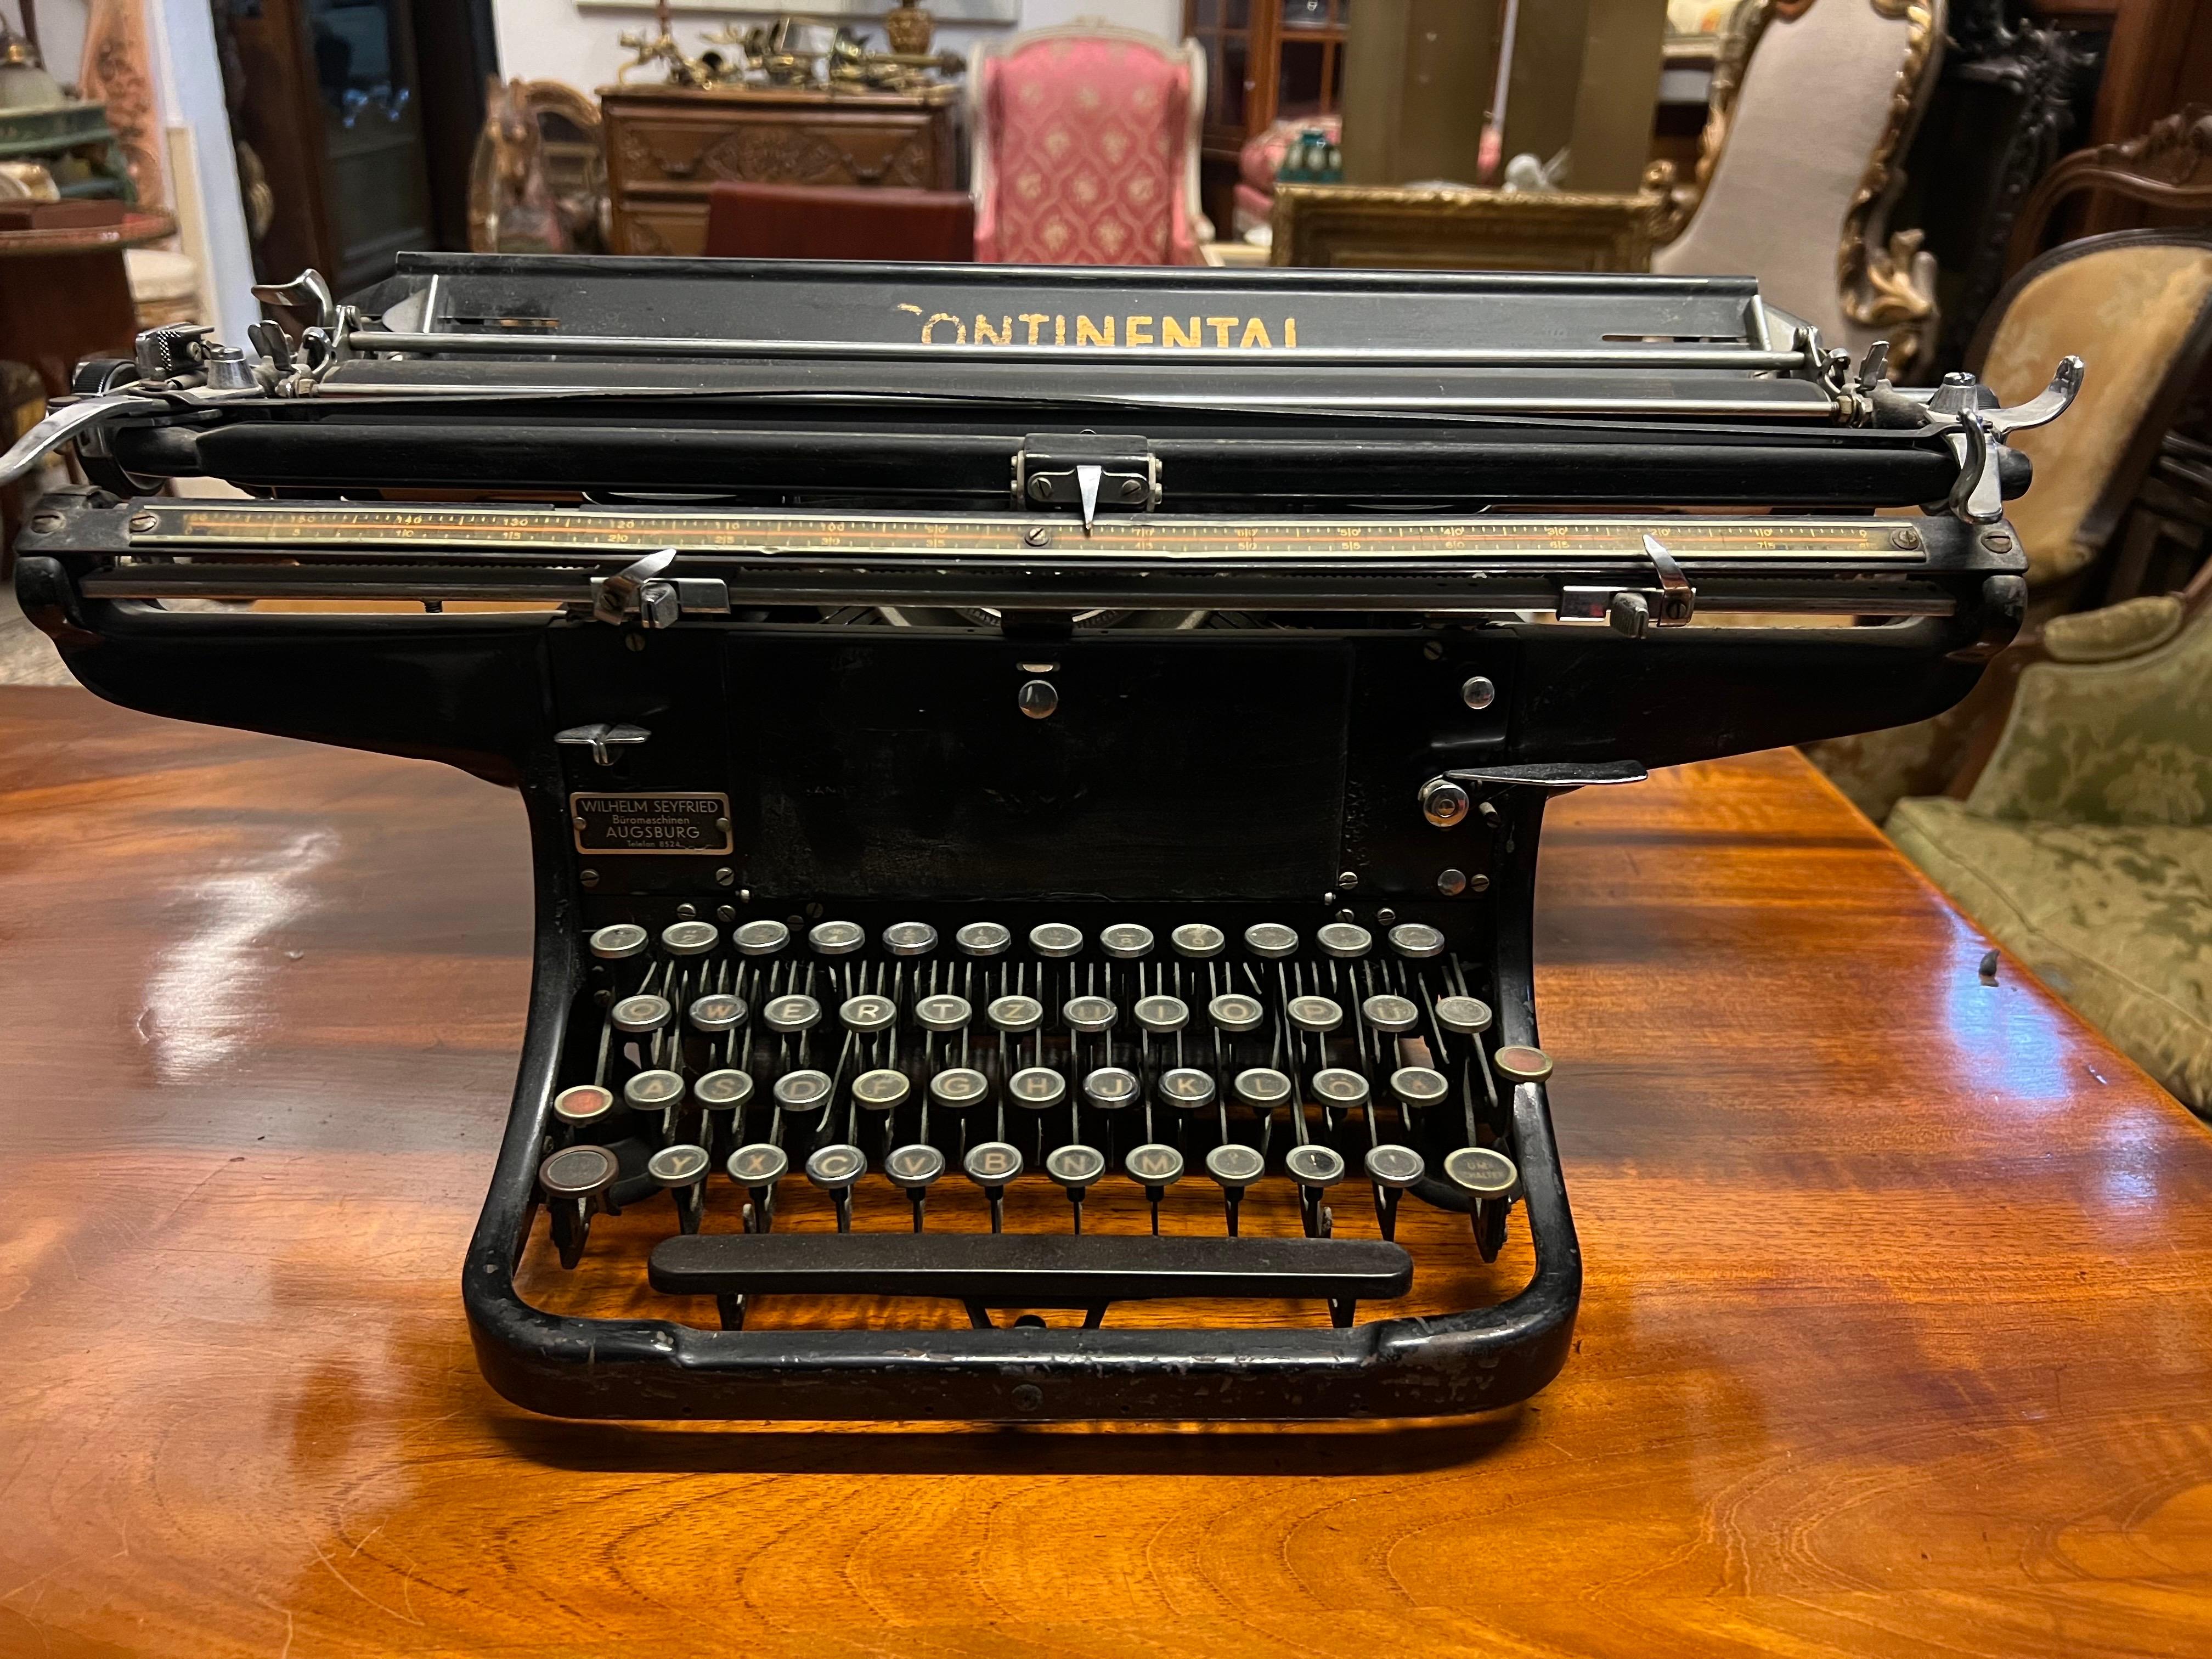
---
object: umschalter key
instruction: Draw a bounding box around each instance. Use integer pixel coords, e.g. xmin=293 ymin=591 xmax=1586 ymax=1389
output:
xmin=539 ymin=1144 xmax=619 ymax=1268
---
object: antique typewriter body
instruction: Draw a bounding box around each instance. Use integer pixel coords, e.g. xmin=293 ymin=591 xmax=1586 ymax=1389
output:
xmin=7 ymin=255 xmax=2076 ymax=1421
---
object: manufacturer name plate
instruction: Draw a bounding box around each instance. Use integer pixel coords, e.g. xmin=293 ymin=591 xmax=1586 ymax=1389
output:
xmin=571 ymin=792 xmax=732 ymax=856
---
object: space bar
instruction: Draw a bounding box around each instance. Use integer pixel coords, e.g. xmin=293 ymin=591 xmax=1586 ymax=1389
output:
xmin=649 ymin=1232 xmax=1413 ymax=1302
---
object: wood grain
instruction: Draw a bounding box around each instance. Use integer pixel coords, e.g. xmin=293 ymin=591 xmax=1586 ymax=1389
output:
xmin=1 ymin=684 xmax=2208 ymax=1658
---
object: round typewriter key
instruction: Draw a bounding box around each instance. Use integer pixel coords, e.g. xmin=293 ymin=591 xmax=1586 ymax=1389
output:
xmin=687 ymin=992 xmax=746 ymax=1034
xmin=1100 ymin=922 xmax=1155 ymax=959
xmin=1158 ymin=1066 xmax=1216 ymax=1109
xmin=1387 ymin=922 xmax=1446 ymax=960
xmin=1133 ymin=994 xmax=1189 ymax=1034
xmin=624 ymin=1067 xmax=685 ymax=1111
xmin=914 ymin=992 xmax=972 ymax=1032
xmin=661 ymin=920 xmax=718 ymax=957
xmin=988 ymin=994 xmax=1045 ymax=1035
xmin=733 ymin=918 xmax=791 ymax=957
xmin=553 ymin=1083 xmax=614 ymax=1126
xmin=726 ymin=1142 xmax=788 ymax=1186
xmin=648 ymin=1143 xmax=711 ymax=1187
xmin=611 ymin=994 xmax=672 ymax=1034
xmin=540 ymin=1143 xmax=619 ymax=1198
xmin=808 ymin=919 xmax=865 ymax=956
xmin=1316 ymin=921 xmax=1373 ymax=959
xmin=1047 ymin=1143 xmax=1107 ymax=1189
xmin=1125 ymin=1143 xmax=1184 ymax=1187
xmin=1235 ymin=1066 xmax=1293 ymax=1109
xmin=1493 ymin=1044 xmax=1555 ymax=1085
xmin=964 ymin=1141 xmax=1023 ymax=1185
xmin=840 ymin=993 xmax=897 ymax=1034
xmin=883 ymin=919 xmax=939 ymax=957
xmin=693 ymin=1068 xmax=754 ymax=1110
xmin=929 ymin=1066 xmax=989 ymax=1108
xmin=763 ymin=993 xmax=822 ymax=1034
xmin=1286 ymin=994 xmax=1344 ymax=1034
xmin=956 ymin=921 xmax=1012 ymax=957
xmin=1029 ymin=922 xmax=1084 ymax=958
xmin=772 ymin=1069 xmax=833 ymax=1111
xmin=851 ymin=1068 xmax=910 ymax=1110
xmin=1008 ymin=1066 xmax=1066 ymax=1110
xmin=1083 ymin=1066 xmax=1139 ymax=1110
xmin=1285 ymin=1143 xmax=1347 ymax=1188
xmin=884 ymin=1143 xmax=946 ymax=1190
xmin=1209 ymin=992 xmax=1265 ymax=1033
xmin=1206 ymin=1142 xmax=1266 ymax=1188
xmin=588 ymin=923 xmax=648 ymax=961
xmin=1063 ymin=994 xmax=1118 ymax=1034
xmin=1311 ymin=1067 xmax=1372 ymax=1109
xmin=1365 ymin=1144 xmax=1427 ymax=1189
xmin=1361 ymin=993 xmax=1420 ymax=1034
xmin=806 ymin=1143 xmax=868 ymax=1190
xmin=1391 ymin=1065 xmax=1451 ymax=1108
xmin=1444 ymin=1144 xmax=1521 ymax=1200
xmin=1435 ymin=995 xmax=1494 ymax=1036
xmin=1244 ymin=922 xmax=1299 ymax=959
xmin=1171 ymin=922 xmax=1226 ymax=959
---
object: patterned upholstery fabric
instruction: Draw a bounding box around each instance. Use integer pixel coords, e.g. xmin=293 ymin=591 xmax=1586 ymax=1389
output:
xmin=975 ymin=36 xmax=1198 ymax=266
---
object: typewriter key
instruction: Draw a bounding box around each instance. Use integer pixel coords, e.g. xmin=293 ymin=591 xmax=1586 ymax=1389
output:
xmin=624 ymin=1068 xmax=685 ymax=1117
xmin=733 ymin=919 xmax=791 ymax=957
xmin=1158 ymin=1066 xmax=1216 ymax=1109
xmin=1125 ymin=1143 xmax=1184 ymax=1187
xmin=1209 ymin=992 xmax=1264 ymax=1033
xmin=1100 ymin=922 xmax=1154 ymax=960
xmin=661 ymin=920 xmax=718 ymax=957
xmin=553 ymin=1084 xmax=615 ymax=1126
xmin=763 ymin=994 xmax=822 ymax=1034
xmin=1047 ymin=1143 xmax=1107 ymax=1190
xmin=851 ymin=1068 xmax=911 ymax=1110
xmin=964 ymin=1142 xmax=1023 ymax=1185
xmin=806 ymin=1144 xmax=868 ymax=1190
xmin=1171 ymin=922 xmax=1226 ymax=959
xmin=840 ymin=993 xmax=897 ymax=1034
xmin=915 ymin=992 xmax=972 ymax=1032
xmin=1435 ymin=995 xmax=1494 ymax=1036
xmin=1133 ymin=994 xmax=1189 ymax=1034
xmin=1063 ymin=994 xmax=1118 ymax=1034
xmin=1083 ymin=1066 xmax=1139 ymax=1110
xmin=772 ymin=1069 xmax=833 ymax=1111
xmin=1244 ymin=922 xmax=1299 ymax=959
xmin=688 ymin=992 xmax=746 ymax=1034
xmin=648 ymin=1143 xmax=712 ymax=1234
xmin=1444 ymin=1144 xmax=1521 ymax=1200
xmin=1387 ymin=922 xmax=1446 ymax=960
xmin=1286 ymin=994 xmax=1344 ymax=1034
xmin=588 ymin=923 xmax=647 ymax=961
xmin=956 ymin=921 xmax=1012 ymax=957
xmin=1008 ymin=1066 xmax=1066 ymax=1109
xmin=884 ymin=1143 xmax=947 ymax=1190
xmin=1493 ymin=1045 xmax=1555 ymax=1085
xmin=988 ymin=994 xmax=1045 ymax=1035
xmin=1285 ymin=1143 xmax=1347 ymax=1188
xmin=694 ymin=1068 xmax=754 ymax=1110
xmin=727 ymin=1142 xmax=789 ymax=1188
xmin=1206 ymin=1142 xmax=1265 ymax=1188
xmin=540 ymin=1143 xmax=619 ymax=1198
xmin=808 ymin=919 xmax=865 ymax=956
xmin=1361 ymin=993 xmax=1420 ymax=1034
xmin=1234 ymin=1066 xmax=1293 ymax=1109
xmin=1364 ymin=1144 xmax=1426 ymax=1189
xmin=1311 ymin=1067 xmax=1372 ymax=1109
xmin=929 ymin=1066 xmax=989 ymax=1108
xmin=611 ymin=994 xmax=672 ymax=1034
xmin=1316 ymin=922 xmax=1373 ymax=959
xmin=883 ymin=920 xmax=938 ymax=957
xmin=1391 ymin=1065 xmax=1451 ymax=1108
xmin=1029 ymin=922 xmax=1084 ymax=958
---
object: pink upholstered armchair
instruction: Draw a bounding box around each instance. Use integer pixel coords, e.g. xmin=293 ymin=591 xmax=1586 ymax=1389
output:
xmin=968 ymin=20 xmax=1212 ymax=266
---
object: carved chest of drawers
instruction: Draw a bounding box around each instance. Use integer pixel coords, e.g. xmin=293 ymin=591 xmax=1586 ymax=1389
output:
xmin=601 ymin=84 xmax=962 ymax=256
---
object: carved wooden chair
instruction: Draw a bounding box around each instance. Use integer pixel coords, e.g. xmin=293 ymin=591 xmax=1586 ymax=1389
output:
xmin=967 ymin=19 xmax=1211 ymax=266
xmin=2005 ymin=105 xmax=2212 ymax=279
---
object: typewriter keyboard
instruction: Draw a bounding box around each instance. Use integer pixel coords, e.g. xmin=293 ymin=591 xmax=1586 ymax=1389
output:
xmin=531 ymin=912 xmax=1543 ymax=1331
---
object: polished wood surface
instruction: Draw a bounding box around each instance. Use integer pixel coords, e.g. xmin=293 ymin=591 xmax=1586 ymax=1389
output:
xmin=2 ymin=685 xmax=2209 ymax=1657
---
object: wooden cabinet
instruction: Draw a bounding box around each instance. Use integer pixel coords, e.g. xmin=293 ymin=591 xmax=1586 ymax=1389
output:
xmin=1187 ymin=0 xmax=1351 ymax=162
xmin=600 ymin=84 xmax=961 ymax=257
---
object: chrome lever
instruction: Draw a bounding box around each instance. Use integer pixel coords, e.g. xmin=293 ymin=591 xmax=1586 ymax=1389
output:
xmin=1985 ymin=355 xmax=2085 ymax=440
xmin=592 ymin=548 xmax=678 ymax=625
xmin=0 ymin=394 xmax=166 ymax=488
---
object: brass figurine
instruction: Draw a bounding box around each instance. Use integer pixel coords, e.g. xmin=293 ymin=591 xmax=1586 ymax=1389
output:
xmin=624 ymin=9 xmax=965 ymax=93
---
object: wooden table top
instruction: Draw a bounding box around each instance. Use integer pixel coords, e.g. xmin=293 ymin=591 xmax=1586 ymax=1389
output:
xmin=2 ymin=685 xmax=2207 ymax=1658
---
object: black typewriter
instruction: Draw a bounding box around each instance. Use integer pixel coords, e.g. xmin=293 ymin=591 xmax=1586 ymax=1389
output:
xmin=6 ymin=255 xmax=2078 ymax=1421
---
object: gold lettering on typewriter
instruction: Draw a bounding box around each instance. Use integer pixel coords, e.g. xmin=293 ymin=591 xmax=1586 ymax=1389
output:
xmin=1240 ymin=317 xmax=1273 ymax=348
xmin=1163 ymin=315 xmax=1200 ymax=348
xmin=1076 ymin=314 xmax=1114 ymax=347
xmin=1018 ymin=313 xmax=1049 ymax=345
xmin=1207 ymin=316 xmax=1237 ymax=347
xmin=1126 ymin=315 xmax=1155 ymax=346
xmin=974 ymin=314 xmax=1012 ymax=345
xmin=893 ymin=304 xmax=1304 ymax=349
